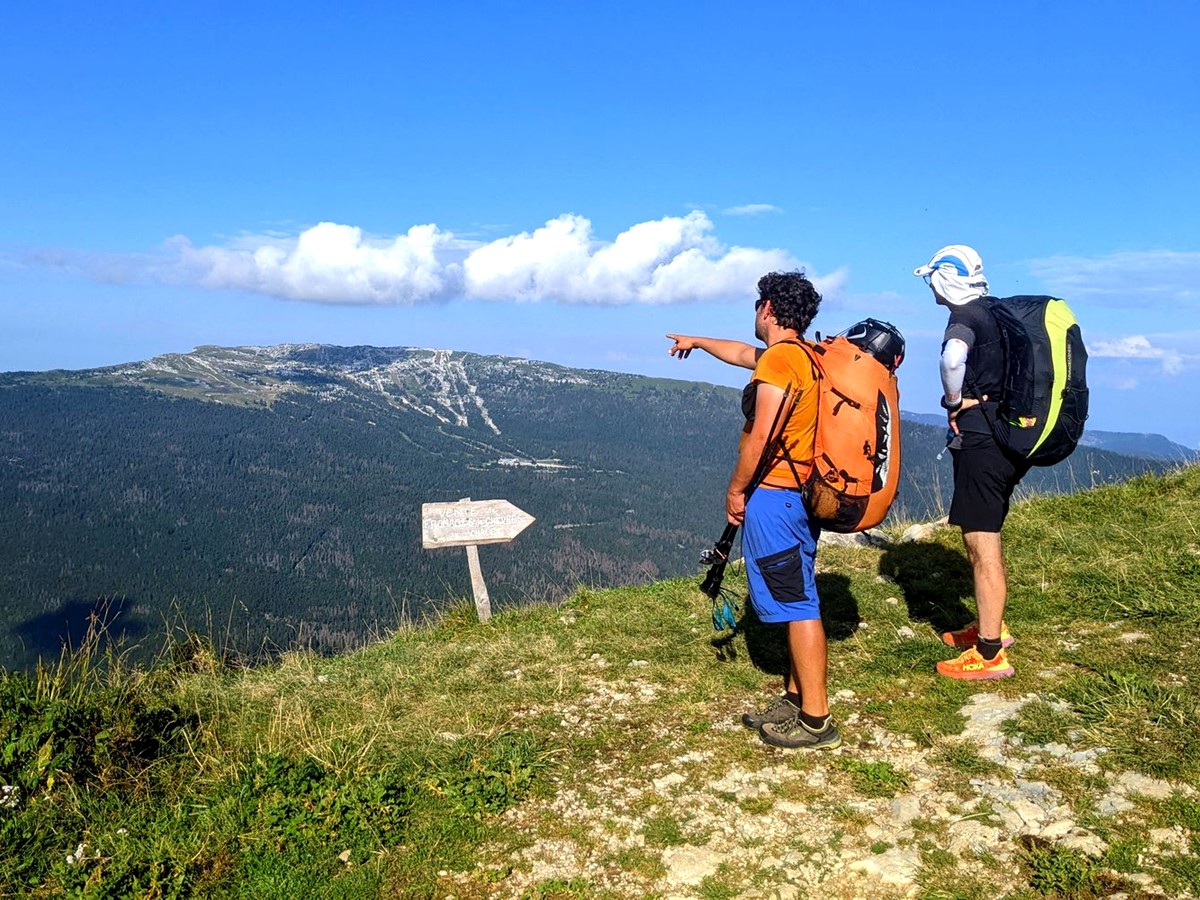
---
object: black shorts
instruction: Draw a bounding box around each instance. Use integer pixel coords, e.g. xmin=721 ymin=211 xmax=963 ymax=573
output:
xmin=948 ymin=432 xmax=1030 ymax=533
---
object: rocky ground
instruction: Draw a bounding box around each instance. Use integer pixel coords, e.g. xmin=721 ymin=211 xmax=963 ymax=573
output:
xmin=442 ymin=665 xmax=1196 ymax=899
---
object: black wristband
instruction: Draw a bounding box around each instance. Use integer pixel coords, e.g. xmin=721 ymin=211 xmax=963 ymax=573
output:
xmin=940 ymin=395 xmax=963 ymax=412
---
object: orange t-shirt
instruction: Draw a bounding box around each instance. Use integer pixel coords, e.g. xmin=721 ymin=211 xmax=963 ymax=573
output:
xmin=740 ymin=341 xmax=818 ymax=489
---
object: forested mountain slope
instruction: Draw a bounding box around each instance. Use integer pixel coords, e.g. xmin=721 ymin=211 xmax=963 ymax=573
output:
xmin=0 ymin=345 xmax=1168 ymax=669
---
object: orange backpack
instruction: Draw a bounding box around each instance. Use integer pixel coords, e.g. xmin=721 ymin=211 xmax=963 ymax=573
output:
xmin=780 ymin=327 xmax=903 ymax=533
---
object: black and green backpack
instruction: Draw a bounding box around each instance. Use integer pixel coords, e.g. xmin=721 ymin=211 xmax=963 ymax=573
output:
xmin=984 ymin=295 xmax=1089 ymax=466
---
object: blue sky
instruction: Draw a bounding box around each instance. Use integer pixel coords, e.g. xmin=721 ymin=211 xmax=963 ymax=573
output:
xmin=2 ymin=2 xmax=1197 ymax=446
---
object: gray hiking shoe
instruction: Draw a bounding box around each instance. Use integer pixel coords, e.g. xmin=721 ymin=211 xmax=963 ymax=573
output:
xmin=759 ymin=715 xmax=842 ymax=750
xmin=741 ymin=696 xmax=801 ymax=730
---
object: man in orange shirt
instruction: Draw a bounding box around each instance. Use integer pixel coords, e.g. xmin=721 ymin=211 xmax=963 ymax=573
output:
xmin=667 ymin=271 xmax=839 ymax=750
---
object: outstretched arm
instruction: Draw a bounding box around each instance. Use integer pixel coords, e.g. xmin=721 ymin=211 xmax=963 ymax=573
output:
xmin=666 ymin=334 xmax=761 ymax=369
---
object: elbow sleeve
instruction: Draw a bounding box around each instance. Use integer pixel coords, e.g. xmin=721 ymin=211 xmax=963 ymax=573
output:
xmin=940 ymin=339 xmax=968 ymax=399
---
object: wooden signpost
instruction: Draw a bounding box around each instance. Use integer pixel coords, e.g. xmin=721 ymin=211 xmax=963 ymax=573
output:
xmin=420 ymin=498 xmax=536 ymax=622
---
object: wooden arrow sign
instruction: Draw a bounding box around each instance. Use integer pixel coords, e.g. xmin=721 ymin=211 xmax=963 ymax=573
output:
xmin=421 ymin=498 xmax=536 ymax=549
xmin=420 ymin=498 xmax=536 ymax=623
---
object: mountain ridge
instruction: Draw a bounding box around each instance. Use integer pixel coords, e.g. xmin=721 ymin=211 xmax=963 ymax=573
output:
xmin=901 ymin=409 xmax=1196 ymax=462
xmin=36 ymin=343 xmax=1191 ymax=463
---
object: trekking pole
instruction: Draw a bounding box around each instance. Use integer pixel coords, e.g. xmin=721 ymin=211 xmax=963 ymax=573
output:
xmin=698 ymin=384 xmax=796 ymax=613
xmin=699 ymin=522 xmax=738 ymax=600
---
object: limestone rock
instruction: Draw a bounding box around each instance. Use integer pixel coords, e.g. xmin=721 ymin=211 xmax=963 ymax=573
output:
xmin=849 ymin=847 xmax=921 ymax=886
xmin=1059 ymin=828 xmax=1107 ymax=857
xmin=947 ymin=820 xmax=1001 ymax=855
xmin=891 ymin=795 xmax=921 ymax=823
xmin=819 ymin=529 xmax=890 ymax=548
xmin=898 ymin=522 xmax=939 ymax=543
xmin=1113 ymin=771 xmax=1174 ymax=800
xmin=662 ymin=846 xmax=727 ymax=886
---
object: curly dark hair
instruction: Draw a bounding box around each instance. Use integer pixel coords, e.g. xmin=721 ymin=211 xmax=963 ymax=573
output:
xmin=757 ymin=270 xmax=821 ymax=335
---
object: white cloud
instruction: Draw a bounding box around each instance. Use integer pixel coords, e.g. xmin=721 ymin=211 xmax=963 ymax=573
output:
xmin=34 ymin=211 xmax=834 ymax=307
xmin=1028 ymin=249 xmax=1200 ymax=309
xmin=462 ymin=211 xmax=813 ymax=303
xmin=170 ymin=222 xmax=461 ymax=305
xmin=722 ymin=203 xmax=782 ymax=217
xmin=1090 ymin=334 xmax=1186 ymax=375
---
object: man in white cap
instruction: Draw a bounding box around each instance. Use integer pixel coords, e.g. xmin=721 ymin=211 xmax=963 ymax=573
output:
xmin=914 ymin=245 xmax=1027 ymax=680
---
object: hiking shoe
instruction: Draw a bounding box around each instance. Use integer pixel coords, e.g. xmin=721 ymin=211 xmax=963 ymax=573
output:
xmin=759 ymin=715 xmax=842 ymax=750
xmin=941 ymin=620 xmax=1014 ymax=650
xmin=741 ymin=696 xmax=800 ymax=730
xmin=936 ymin=647 xmax=1014 ymax=680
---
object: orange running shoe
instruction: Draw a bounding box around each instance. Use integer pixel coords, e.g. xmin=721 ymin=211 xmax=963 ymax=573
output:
xmin=941 ymin=620 xmax=1014 ymax=649
xmin=936 ymin=647 xmax=1014 ymax=680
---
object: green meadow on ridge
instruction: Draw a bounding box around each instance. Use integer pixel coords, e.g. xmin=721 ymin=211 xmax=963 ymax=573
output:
xmin=2 ymin=466 xmax=1199 ymax=898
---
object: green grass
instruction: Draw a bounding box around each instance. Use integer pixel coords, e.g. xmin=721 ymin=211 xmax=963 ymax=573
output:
xmin=930 ymin=740 xmax=1007 ymax=780
xmin=2 ymin=466 xmax=1199 ymax=896
xmin=1017 ymin=837 xmax=1106 ymax=897
xmin=836 ymin=758 xmax=910 ymax=798
xmin=1002 ymin=699 xmax=1078 ymax=746
xmin=642 ymin=813 xmax=687 ymax=848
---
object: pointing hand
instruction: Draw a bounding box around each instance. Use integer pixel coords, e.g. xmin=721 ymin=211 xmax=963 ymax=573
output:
xmin=666 ymin=334 xmax=698 ymax=359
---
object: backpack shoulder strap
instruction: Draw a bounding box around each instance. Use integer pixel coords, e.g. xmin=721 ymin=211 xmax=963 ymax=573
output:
xmin=744 ymin=382 xmax=798 ymax=497
xmin=768 ymin=339 xmax=820 ymax=491
xmin=776 ymin=338 xmax=821 ymax=383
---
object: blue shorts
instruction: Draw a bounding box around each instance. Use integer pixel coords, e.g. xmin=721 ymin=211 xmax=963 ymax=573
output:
xmin=742 ymin=487 xmax=821 ymax=623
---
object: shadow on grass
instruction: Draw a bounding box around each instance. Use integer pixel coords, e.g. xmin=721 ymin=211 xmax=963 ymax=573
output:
xmin=878 ymin=541 xmax=975 ymax=633
xmin=712 ymin=573 xmax=859 ymax=676
xmin=10 ymin=596 xmax=147 ymax=672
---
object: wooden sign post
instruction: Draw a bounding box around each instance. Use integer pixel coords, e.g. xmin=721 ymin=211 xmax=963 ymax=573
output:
xmin=421 ymin=498 xmax=536 ymax=622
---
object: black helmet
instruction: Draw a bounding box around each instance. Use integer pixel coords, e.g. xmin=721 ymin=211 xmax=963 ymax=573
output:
xmin=841 ymin=319 xmax=905 ymax=372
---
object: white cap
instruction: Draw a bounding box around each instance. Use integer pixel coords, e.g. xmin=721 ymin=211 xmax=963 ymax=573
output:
xmin=914 ymin=244 xmax=989 ymax=306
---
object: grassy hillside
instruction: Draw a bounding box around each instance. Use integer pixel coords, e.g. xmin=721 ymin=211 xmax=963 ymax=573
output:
xmin=2 ymin=467 xmax=1199 ymax=898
